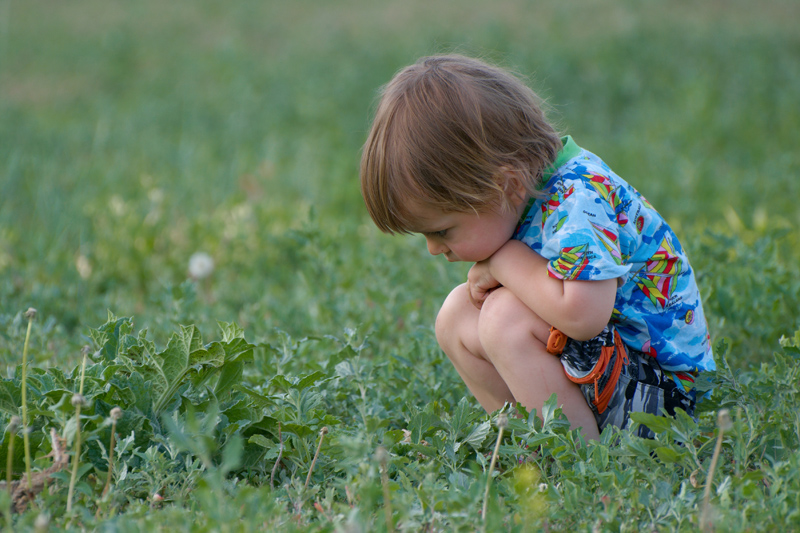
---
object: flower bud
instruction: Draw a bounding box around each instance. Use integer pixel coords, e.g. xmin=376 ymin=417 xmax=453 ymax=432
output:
xmin=374 ymin=446 xmax=388 ymax=463
xmin=496 ymin=413 xmax=509 ymax=430
xmin=8 ymin=415 xmax=21 ymax=434
xmin=71 ymin=394 xmax=86 ymax=408
xmin=717 ymin=409 xmax=733 ymax=432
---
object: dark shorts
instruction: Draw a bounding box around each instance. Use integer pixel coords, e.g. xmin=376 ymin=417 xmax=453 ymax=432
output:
xmin=557 ymin=326 xmax=697 ymax=439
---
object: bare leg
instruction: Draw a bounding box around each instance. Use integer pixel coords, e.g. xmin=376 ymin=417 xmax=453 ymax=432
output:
xmin=436 ymin=284 xmax=600 ymax=440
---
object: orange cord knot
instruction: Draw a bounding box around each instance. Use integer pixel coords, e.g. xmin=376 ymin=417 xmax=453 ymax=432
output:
xmin=546 ymin=327 xmax=569 ymax=355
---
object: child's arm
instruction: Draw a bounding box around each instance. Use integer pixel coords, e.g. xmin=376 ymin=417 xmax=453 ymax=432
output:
xmin=468 ymin=239 xmax=617 ymax=341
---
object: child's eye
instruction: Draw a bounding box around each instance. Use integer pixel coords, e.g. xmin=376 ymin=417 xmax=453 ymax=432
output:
xmin=430 ymin=229 xmax=448 ymax=238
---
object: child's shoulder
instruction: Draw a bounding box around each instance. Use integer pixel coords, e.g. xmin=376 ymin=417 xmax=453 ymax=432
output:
xmin=551 ymin=149 xmax=624 ymax=190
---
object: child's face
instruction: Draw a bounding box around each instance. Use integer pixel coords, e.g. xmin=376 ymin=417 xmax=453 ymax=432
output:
xmin=406 ymin=198 xmax=524 ymax=263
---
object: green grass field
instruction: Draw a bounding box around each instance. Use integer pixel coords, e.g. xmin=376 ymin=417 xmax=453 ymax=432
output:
xmin=1 ymin=0 xmax=800 ymax=530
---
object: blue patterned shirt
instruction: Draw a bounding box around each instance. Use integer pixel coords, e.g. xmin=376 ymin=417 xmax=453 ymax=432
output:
xmin=514 ymin=137 xmax=715 ymax=373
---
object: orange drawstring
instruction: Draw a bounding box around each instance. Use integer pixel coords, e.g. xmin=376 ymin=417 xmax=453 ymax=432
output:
xmin=546 ymin=328 xmax=629 ymax=414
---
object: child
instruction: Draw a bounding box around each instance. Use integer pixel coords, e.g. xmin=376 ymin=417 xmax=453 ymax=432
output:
xmin=359 ymin=54 xmax=715 ymax=439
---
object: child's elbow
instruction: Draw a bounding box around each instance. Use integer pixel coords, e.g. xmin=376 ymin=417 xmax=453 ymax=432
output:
xmin=559 ymin=279 xmax=617 ymax=341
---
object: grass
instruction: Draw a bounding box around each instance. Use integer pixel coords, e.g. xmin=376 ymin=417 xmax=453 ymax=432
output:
xmin=1 ymin=0 xmax=800 ymax=530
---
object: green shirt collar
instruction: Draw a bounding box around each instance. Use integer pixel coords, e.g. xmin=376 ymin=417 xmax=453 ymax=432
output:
xmin=517 ymin=136 xmax=582 ymax=227
xmin=541 ymin=135 xmax=582 ymax=184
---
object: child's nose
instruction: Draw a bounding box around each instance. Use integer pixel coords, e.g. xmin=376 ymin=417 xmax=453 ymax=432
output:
xmin=425 ymin=237 xmax=447 ymax=256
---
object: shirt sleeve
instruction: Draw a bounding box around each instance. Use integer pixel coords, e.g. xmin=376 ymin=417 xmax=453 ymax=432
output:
xmin=538 ymin=182 xmax=632 ymax=281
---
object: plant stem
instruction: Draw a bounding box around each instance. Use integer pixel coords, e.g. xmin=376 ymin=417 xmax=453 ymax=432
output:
xmin=5 ymin=428 xmax=15 ymax=497
xmin=304 ymin=427 xmax=328 ymax=492
xmin=102 ymin=420 xmax=117 ymax=498
xmin=66 ymin=349 xmax=89 ymax=512
xmin=66 ymin=401 xmax=82 ymax=512
xmin=21 ymin=309 xmax=35 ymax=490
xmin=376 ymin=446 xmax=393 ymax=533
xmin=701 ymin=409 xmax=731 ymax=531
xmin=270 ymin=422 xmax=283 ymax=490
xmin=482 ymin=414 xmax=508 ymax=531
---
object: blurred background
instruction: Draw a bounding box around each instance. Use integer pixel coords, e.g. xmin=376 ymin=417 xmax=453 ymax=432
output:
xmin=1 ymin=0 xmax=798 ymax=368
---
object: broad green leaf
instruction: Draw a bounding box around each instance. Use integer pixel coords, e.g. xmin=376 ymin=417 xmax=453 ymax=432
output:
xmin=448 ymin=397 xmax=477 ymax=440
xmin=408 ymin=409 xmax=440 ymax=444
xmin=630 ymin=412 xmax=673 ymax=434
xmin=268 ymin=375 xmax=294 ymax=392
xmin=654 ymin=446 xmax=683 ymax=463
xmin=248 ymin=434 xmax=274 ymax=449
xmin=462 ymin=421 xmax=491 ymax=450
xmin=220 ymin=434 xmax=243 ymax=475
xmin=296 ymin=371 xmax=326 ymax=391
xmin=214 ymin=361 xmax=244 ymax=398
xmin=90 ymin=314 xmax=134 ymax=362
xmin=218 ymin=321 xmax=245 ymax=343
xmin=281 ymin=422 xmax=315 ymax=439
xmin=147 ymin=326 xmax=226 ymax=415
xmin=0 ymin=381 xmax=21 ymax=416
xmin=236 ymin=386 xmax=277 ymax=409
xmin=541 ymin=394 xmax=559 ymax=428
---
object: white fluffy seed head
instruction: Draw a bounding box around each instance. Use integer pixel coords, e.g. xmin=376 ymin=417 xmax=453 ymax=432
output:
xmin=188 ymin=252 xmax=215 ymax=280
xmin=8 ymin=416 xmax=21 ymax=433
xmin=34 ymin=513 xmax=49 ymax=531
xmin=71 ymin=394 xmax=86 ymax=408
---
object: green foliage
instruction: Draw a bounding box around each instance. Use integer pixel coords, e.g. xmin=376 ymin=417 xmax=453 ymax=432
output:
xmin=1 ymin=0 xmax=799 ymax=530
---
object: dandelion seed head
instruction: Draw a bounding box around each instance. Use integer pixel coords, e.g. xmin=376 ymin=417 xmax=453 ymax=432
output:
xmin=71 ymin=394 xmax=86 ymax=408
xmin=188 ymin=252 xmax=215 ymax=280
xmin=25 ymin=307 xmax=37 ymax=320
xmin=109 ymin=195 xmax=125 ymax=216
xmin=34 ymin=513 xmax=50 ymax=532
xmin=717 ymin=409 xmax=733 ymax=432
xmin=75 ymin=254 xmax=92 ymax=279
xmin=110 ymin=407 xmax=123 ymax=421
xmin=496 ymin=413 xmax=508 ymax=429
xmin=374 ymin=446 xmax=389 ymax=463
xmin=8 ymin=415 xmax=21 ymax=433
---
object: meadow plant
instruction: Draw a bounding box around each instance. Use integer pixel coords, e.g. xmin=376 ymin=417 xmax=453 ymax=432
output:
xmin=701 ymin=409 xmax=733 ymax=531
xmin=66 ymin=346 xmax=90 ymax=512
xmin=304 ymin=426 xmax=328 ymax=492
xmin=482 ymin=413 xmax=508 ymax=530
xmin=20 ymin=308 xmax=36 ymax=490
xmin=102 ymin=407 xmax=123 ymax=498
xmin=5 ymin=416 xmax=19 ymax=495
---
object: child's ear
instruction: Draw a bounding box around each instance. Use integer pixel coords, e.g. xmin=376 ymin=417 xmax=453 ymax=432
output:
xmin=497 ymin=166 xmax=528 ymax=208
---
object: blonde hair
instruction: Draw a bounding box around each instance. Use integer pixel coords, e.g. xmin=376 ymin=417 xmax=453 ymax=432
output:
xmin=360 ymin=54 xmax=562 ymax=234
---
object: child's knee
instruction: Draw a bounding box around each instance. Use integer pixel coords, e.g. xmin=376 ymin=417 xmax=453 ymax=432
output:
xmin=434 ymin=283 xmax=471 ymax=351
xmin=478 ymin=288 xmax=548 ymax=351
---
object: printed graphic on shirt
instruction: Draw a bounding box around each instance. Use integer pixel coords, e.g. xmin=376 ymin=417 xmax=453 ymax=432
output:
xmin=548 ymin=244 xmax=591 ymax=280
xmin=632 ymin=235 xmax=682 ymax=309
xmin=541 ymin=185 xmax=574 ymax=230
xmin=590 ymin=222 xmax=623 ymax=265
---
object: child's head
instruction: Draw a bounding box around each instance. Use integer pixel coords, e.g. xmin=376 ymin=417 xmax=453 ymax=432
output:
xmin=360 ymin=54 xmax=562 ymax=234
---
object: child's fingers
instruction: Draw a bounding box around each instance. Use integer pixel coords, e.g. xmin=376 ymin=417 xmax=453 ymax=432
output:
xmin=467 ymin=282 xmax=486 ymax=309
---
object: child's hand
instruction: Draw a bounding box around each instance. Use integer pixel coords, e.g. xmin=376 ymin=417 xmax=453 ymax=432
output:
xmin=467 ymin=261 xmax=502 ymax=309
